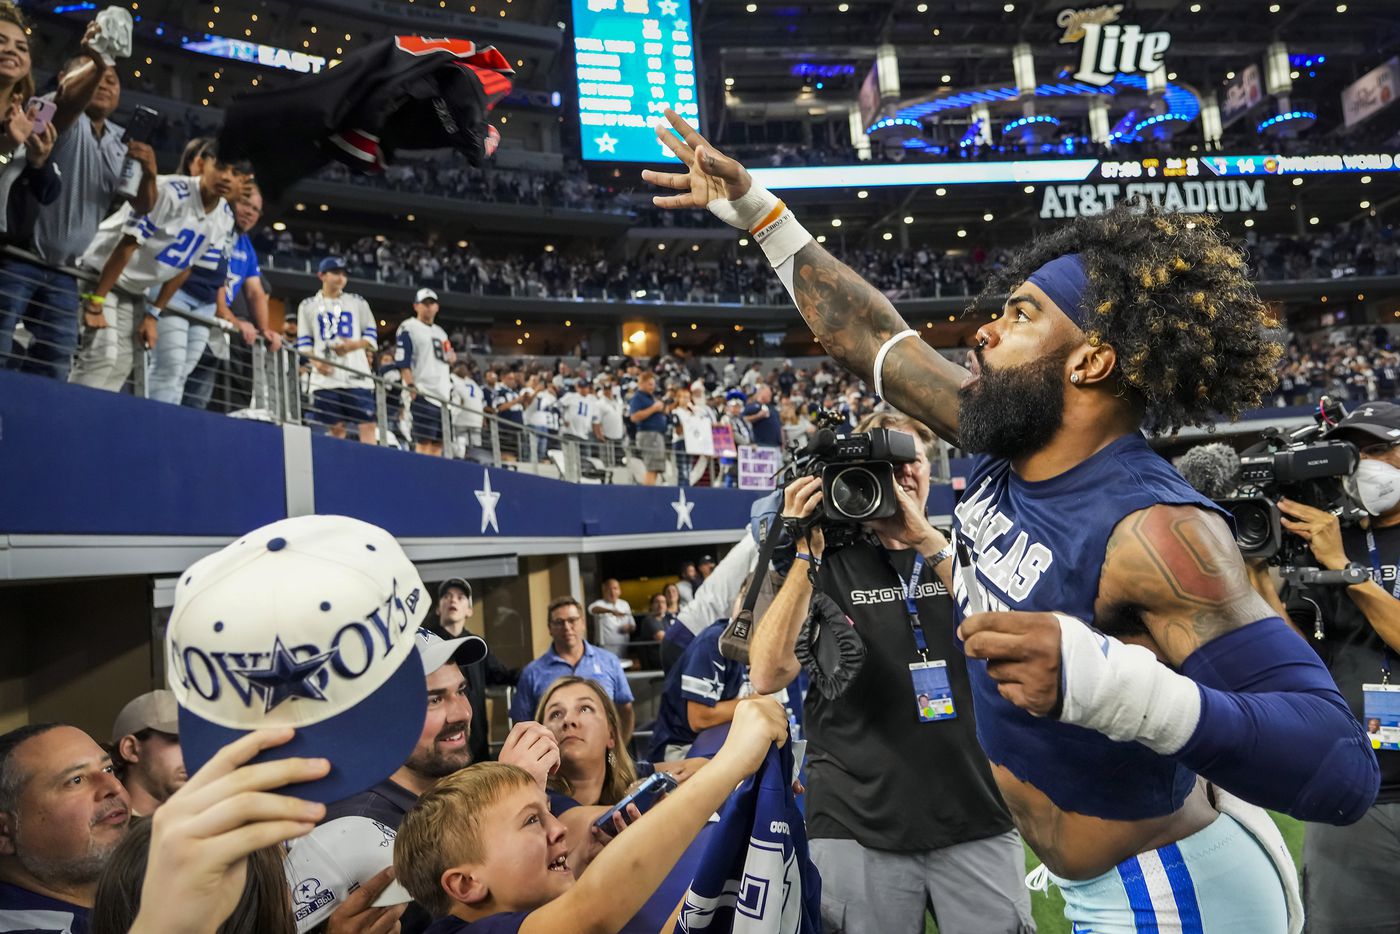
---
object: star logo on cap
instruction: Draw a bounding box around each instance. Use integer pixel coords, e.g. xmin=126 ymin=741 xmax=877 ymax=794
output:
xmin=232 ymin=637 xmax=337 ymax=714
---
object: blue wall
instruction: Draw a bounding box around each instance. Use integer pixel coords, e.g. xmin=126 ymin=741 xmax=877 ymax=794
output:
xmin=0 ymin=371 xmax=767 ymax=539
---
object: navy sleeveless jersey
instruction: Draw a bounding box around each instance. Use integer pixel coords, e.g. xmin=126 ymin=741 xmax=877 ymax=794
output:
xmin=951 ymin=432 xmax=1230 ymax=820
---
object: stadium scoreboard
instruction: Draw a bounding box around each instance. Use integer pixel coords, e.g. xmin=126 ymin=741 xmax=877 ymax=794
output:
xmin=571 ymin=0 xmax=700 ymax=163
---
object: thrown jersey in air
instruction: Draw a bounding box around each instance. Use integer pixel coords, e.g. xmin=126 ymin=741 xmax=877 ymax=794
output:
xmin=951 ymin=432 xmax=1228 ymax=820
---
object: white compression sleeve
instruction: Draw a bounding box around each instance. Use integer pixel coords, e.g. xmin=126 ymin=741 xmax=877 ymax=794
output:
xmin=1054 ymin=613 xmax=1202 ymax=755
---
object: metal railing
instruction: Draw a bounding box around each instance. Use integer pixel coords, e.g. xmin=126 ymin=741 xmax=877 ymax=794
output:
xmin=0 ymin=250 xmax=778 ymax=486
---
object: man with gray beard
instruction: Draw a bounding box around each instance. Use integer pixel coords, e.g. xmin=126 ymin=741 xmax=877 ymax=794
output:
xmin=0 ymin=724 xmax=132 ymax=932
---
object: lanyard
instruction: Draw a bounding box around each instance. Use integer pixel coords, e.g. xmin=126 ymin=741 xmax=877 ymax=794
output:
xmin=1366 ymin=529 xmax=1398 ymax=683
xmin=884 ymin=549 xmax=929 ymax=659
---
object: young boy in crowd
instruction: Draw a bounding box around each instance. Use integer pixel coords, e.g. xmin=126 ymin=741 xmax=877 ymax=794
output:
xmin=393 ymin=696 xmax=789 ymax=933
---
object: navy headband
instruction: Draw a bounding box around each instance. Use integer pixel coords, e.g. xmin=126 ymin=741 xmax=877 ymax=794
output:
xmin=1025 ymin=253 xmax=1091 ymax=330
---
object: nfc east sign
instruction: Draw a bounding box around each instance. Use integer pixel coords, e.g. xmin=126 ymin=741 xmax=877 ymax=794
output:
xmin=1058 ymin=5 xmax=1172 ymax=87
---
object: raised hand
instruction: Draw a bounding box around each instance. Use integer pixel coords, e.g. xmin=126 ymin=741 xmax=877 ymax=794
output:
xmin=639 ymin=109 xmax=753 ymax=214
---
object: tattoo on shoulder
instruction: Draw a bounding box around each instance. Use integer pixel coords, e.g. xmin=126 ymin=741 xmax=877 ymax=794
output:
xmin=1101 ymin=505 xmax=1269 ymax=662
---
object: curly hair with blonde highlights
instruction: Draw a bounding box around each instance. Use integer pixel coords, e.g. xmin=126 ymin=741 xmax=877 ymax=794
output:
xmin=979 ymin=203 xmax=1282 ymax=435
xmin=0 ymin=1 xmax=33 ymax=105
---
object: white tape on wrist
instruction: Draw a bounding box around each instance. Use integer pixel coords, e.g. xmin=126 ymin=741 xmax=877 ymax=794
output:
xmin=707 ymin=184 xmax=812 ymax=268
xmin=707 ymin=185 xmax=779 ymax=232
xmin=872 ymin=329 xmax=918 ymax=400
xmin=1054 ymin=613 xmax=1201 ymax=755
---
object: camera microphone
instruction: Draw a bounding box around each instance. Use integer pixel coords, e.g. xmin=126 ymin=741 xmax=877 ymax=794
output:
xmin=1174 ymin=443 xmax=1241 ymax=499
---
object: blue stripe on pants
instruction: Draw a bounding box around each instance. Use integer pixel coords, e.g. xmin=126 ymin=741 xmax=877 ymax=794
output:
xmin=1158 ymin=843 xmax=1204 ymax=934
xmin=1117 ymin=855 xmax=1159 ymax=932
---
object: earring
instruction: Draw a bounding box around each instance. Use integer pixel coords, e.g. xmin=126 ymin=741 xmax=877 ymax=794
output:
xmin=607 ymin=751 xmax=616 ymax=767
xmin=1070 ymin=374 xmax=1080 ymax=384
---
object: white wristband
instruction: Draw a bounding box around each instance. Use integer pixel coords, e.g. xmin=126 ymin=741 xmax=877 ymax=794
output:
xmin=1054 ymin=613 xmax=1201 ymax=755
xmin=872 ymin=329 xmax=918 ymax=400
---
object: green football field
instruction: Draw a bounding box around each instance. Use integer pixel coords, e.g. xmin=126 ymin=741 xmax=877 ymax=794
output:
xmin=924 ymin=814 xmax=1304 ymax=933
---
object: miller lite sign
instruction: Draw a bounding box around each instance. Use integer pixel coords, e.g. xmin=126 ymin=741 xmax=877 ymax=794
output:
xmin=1058 ymin=5 xmax=1172 ymax=87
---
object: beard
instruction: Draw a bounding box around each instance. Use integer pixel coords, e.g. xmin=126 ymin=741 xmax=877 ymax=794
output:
xmin=13 ymin=819 xmax=125 ymax=889
xmin=957 ymin=343 xmax=1069 ymax=461
xmin=405 ymin=720 xmax=473 ymax=779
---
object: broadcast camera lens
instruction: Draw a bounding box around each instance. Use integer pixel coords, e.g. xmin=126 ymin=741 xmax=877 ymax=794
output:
xmin=829 ymin=466 xmax=883 ymax=520
xmin=1232 ymin=501 xmax=1275 ymax=553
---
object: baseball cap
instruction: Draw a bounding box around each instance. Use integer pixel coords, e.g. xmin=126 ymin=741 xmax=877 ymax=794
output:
xmin=1325 ymin=402 xmax=1400 ymax=446
xmin=436 ymin=577 xmax=472 ymax=601
xmin=285 ymin=816 xmax=412 ymax=931
xmin=699 ymin=554 xmax=716 ymax=567
xmin=111 ymin=690 xmax=179 ymax=743
xmin=166 ymin=515 xmax=430 ymax=804
xmin=415 ymin=627 xmax=488 ymax=671
xmin=415 ymin=287 xmax=439 ymax=304
xmin=318 ymin=257 xmax=348 ymax=274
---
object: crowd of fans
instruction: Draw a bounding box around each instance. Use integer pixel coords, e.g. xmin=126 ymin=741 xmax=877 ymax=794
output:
xmin=259 ymin=216 xmax=1396 ymax=308
xmin=1271 ymin=326 xmax=1400 ymax=408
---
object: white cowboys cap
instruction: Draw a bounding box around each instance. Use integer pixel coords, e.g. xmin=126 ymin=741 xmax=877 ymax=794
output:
xmin=167 ymin=515 xmax=431 ymax=803
xmin=415 ymin=626 xmax=488 ymax=672
xmin=415 ymin=287 xmax=439 ymax=304
xmin=285 ymin=816 xmax=413 ymax=932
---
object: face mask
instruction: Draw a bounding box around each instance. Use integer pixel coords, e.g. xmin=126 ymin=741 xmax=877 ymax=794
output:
xmin=1352 ymin=458 xmax=1400 ymax=516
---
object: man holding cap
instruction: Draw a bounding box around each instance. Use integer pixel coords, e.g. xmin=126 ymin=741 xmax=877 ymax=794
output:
xmin=295 ymin=257 xmax=379 ymax=443
xmin=1258 ymin=401 xmax=1400 ymax=933
xmin=110 ymin=689 xmax=185 ymax=817
xmin=431 ymin=577 xmax=517 ymax=765
xmin=396 ymin=287 xmax=456 ymax=457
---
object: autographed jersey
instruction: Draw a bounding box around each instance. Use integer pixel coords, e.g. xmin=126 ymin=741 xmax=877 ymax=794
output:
xmin=295 ymin=291 xmax=377 ymax=391
xmin=394 ymin=317 xmax=452 ymax=402
xmin=951 ymin=432 xmax=1229 ymax=821
xmin=78 ymin=174 xmax=235 ymax=294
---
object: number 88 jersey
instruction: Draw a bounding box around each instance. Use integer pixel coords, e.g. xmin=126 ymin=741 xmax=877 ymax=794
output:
xmin=78 ymin=174 xmax=235 ymax=295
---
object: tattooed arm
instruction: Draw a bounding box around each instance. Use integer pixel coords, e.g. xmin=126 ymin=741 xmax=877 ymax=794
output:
xmin=1095 ymin=504 xmax=1276 ymax=666
xmin=788 ymin=241 xmax=968 ymax=443
xmin=640 ymin=109 xmax=967 ymax=443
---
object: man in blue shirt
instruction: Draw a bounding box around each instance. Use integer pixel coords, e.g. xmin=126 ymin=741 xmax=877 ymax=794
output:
xmin=0 ymin=723 xmax=133 ymax=933
xmin=511 ymin=596 xmax=635 ymax=741
xmin=628 ymin=371 xmax=670 ymax=485
xmin=743 ymin=383 xmax=783 ymax=447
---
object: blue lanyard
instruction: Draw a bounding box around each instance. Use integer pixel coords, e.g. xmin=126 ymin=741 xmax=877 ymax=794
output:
xmin=886 ymin=550 xmax=929 ymax=657
xmin=1366 ymin=529 xmax=1398 ymax=681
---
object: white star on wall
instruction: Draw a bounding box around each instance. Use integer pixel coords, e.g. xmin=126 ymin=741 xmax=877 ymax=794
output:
xmin=596 ymin=132 xmax=618 ymax=154
xmin=672 ymin=488 xmax=696 ymax=530
xmin=475 ymin=472 xmax=501 ymax=534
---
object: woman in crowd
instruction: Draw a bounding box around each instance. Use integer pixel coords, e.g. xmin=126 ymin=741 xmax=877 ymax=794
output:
xmin=91 ymin=817 xmax=295 ymax=934
xmin=536 ymin=676 xmax=703 ymax=807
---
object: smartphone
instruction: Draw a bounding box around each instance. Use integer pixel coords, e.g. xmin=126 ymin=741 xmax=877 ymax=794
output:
xmin=25 ymin=97 xmax=56 ymax=137
xmin=592 ymin=771 xmax=679 ymax=838
xmin=122 ymin=105 xmax=160 ymax=144
xmin=117 ymin=105 xmax=161 ymax=198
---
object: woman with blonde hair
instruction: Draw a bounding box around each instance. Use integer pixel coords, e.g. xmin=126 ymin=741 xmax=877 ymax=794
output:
xmin=536 ymin=675 xmax=639 ymax=806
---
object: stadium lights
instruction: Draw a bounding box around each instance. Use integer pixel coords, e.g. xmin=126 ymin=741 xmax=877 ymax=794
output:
xmin=883 ymin=232 xmax=893 ymax=240
xmin=917 ymin=2 xmax=927 ymax=9
xmin=903 ymin=216 xmax=914 ymax=224
xmin=1309 ymin=216 xmax=1320 ymax=225
xmin=271 ymin=221 xmax=286 ymax=231
xmin=457 ymin=240 xmax=468 ymax=248
xmin=725 ymin=77 xmax=735 ymax=86
xmin=689 ymin=323 xmax=698 ymax=330
xmin=956 ymin=229 xmax=967 ymax=237
xmin=691 ymin=244 xmax=700 ymax=251
xmin=1361 ymin=201 xmax=1371 ymax=209
xmin=566 ymin=321 xmax=573 ymax=327
xmin=658 ymin=243 xmax=666 ymax=250
xmin=746 ymin=2 xmax=757 ymax=10
xmin=1003 ymin=2 xmax=1014 ymax=10
xmin=1244 ymin=218 xmax=1255 ymax=227
xmin=816 ymin=234 xmax=827 ymax=243
xmin=983 ymin=212 xmax=994 ymax=221
xmin=838 ymin=3 xmax=849 ymax=11
xmin=1336 ymin=3 xmax=1347 ymax=10
xmin=1226 ymin=71 xmax=1236 ymax=79
xmin=831 ymin=218 xmax=842 ymax=227
xmin=1292 ymin=177 xmax=1303 ymax=186
xmin=935 ymin=187 xmax=946 ymax=196
xmin=544 ymin=244 xmax=555 ymax=252
xmin=1189 ymin=2 xmax=1201 ymax=10
xmin=738 ymin=237 xmax=749 ymax=246
xmin=1362 ymin=175 xmax=1372 ymax=184
xmin=1024 ymin=185 xmax=1035 ymax=193
xmin=941 ymin=74 xmax=951 ymax=83
xmin=1268 ymin=3 xmax=1279 ymax=11
xmin=857 ymin=190 xmax=868 ymax=198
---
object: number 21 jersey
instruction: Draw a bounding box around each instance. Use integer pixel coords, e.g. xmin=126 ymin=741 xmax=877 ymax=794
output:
xmin=78 ymin=174 xmax=234 ymax=294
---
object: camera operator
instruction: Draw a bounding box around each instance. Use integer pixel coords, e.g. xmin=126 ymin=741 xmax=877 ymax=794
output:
xmin=748 ymin=411 xmax=1031 ymax=934
xmin=1258 ymin=402 xmax=1400 ymax=934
